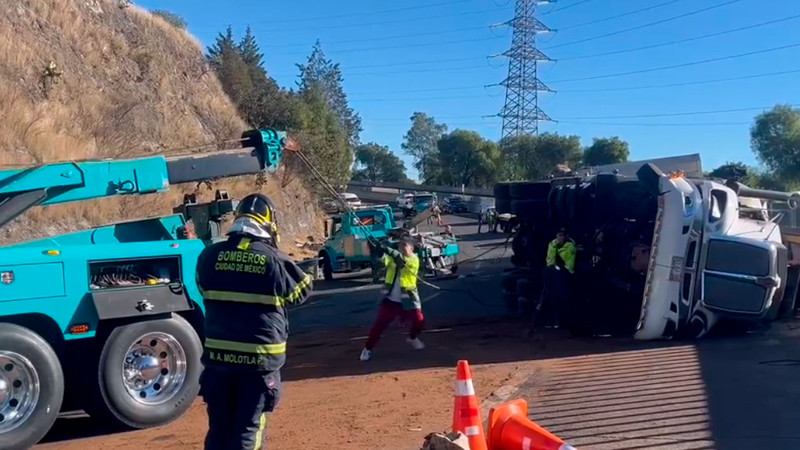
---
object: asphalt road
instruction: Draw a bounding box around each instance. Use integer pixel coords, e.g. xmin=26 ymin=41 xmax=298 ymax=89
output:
xmin=290 ymin=212 xmax=514 ymax=333
xmin=37 ymin=212 xmax=800 ymax=449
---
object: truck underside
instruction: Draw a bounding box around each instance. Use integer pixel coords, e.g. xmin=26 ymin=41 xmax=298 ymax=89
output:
xmin=501 ymin=170 xmax=661 ymax=336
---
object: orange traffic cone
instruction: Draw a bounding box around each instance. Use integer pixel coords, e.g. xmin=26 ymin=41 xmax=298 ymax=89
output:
xmin=452 ymin=360 xmax=488 ymax=450
xmin=487 ymin=399 xmax=576 ymax=450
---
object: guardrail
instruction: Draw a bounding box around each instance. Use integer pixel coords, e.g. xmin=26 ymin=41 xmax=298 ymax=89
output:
xmin=347 ymin=180 xmax=493 ymax=197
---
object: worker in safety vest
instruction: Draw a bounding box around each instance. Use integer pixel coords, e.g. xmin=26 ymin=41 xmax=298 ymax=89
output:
xmin=361 ymin=237 xmax=424 ymax=361
xmin=196 ymin=193 xmax=312 ymax=450
xmin=540 ymin=227 xmax=576 ymax=328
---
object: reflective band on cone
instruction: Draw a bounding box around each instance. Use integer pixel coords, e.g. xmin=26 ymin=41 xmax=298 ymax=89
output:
xmin=487 ymin=399 xmax=577 ymax=450
xmin=456 ymin=379 xmax=475 ymax=396
xmin=451 ymin=360 xmax=488 ymax=450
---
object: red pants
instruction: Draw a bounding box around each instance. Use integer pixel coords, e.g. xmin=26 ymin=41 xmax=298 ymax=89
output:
xmin=365 ymin=298 xmax=424 ymax=350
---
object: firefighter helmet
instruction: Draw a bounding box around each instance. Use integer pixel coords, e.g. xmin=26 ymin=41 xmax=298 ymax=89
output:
xmin=231 ymin=193 xmax=280 ymax=242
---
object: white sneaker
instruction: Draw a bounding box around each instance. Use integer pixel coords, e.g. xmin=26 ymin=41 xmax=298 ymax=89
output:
xmin=406 ymin=337 xmax=425 ymax=350
xmin=360 ymin=348 xmax=372 ymax=361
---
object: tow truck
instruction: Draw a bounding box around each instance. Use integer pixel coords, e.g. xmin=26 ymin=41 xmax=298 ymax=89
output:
xmin=496 ymin=157 xmax=800 ymax=339
xmin=319 ymin=204 xmax=460 ymax=281
xmin=0 ymin=129 xmax=295 ymax=449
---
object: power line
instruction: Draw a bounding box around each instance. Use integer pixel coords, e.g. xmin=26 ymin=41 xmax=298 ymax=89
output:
xmin=543 ymin=0 xmax=598 ymax=15
xmin=350 ymin=117 xmax=756 ymax=128
xmin=556 ymin=120 xmax=750 ymax=127
xmin=549 ymin=41 xmax=800 ymax=83
xmin=560 ymin=104 xmax=800 ymax=120
xmin=269 ymin=15 xmax=800 ymax=77
xmin=344 ymin=67 xmax=800 ymax=97
xmin=339 ymin=64 xmax=494 ymax=77
xmin=558 ymin=0 xmax=690 ymax=30
xmin=363 ymin=102 xmax=795 ymax=123
xmin=232 ymin=0 xmax=473 ymax=26
xmin=562 ymin=68 xmax=800 ymax=92
xmin=544 ymin=0 xmax=745 ymax=50
xmin=208 ymin=7 xmax=503 ymax=34
xmin=269 ymin=34 xmax=508 ymax=56
xmin=268 ymin=13 xmax=800 ymax=78
xmin=259 ymin=24 xmax=491 ymax=49
xmin=558 ymin=14 xmax=800 ymax=61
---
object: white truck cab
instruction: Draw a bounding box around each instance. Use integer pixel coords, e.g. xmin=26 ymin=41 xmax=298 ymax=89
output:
xmin=635 ymin=170 xmax=796 ymax=340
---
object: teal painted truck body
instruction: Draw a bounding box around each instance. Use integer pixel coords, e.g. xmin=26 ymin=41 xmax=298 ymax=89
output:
xmin=0 ymin=129 xmax=294 ymax=448
xmin=0 ymin=215 xmax=206 ymax=341
xmin=321 ymin=206 xmax=397 ymax=272
xmin=318 ymin=204 xmax=460 ymax=279
xmin=0 ymin=129 xmax=287 ymax=340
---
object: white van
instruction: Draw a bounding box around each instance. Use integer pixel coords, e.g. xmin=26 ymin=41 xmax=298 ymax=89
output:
xmin=339 ymin=192 xmax=362 ymax=208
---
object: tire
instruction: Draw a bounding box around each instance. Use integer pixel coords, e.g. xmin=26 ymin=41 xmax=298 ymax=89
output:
xmin=0 ymin=323 xmax=64 ymax=450
xmin=509 ymin=181 xmax=552 ymax=200
xmin=90 ymin=315 xmax=202 ymax=429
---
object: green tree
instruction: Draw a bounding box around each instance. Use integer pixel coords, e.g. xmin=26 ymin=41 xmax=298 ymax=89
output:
xmin=238 ymin=26 xmax=264 ymax=70
xmin=215 ymin=44 xmax=253 ymax=106
xmin=708 ymin=161 xmax=755 ymax=184
xmin=297 ymin=41 xmax=362 ymax=148
xmin=207 ymin=27 xmax=300 ymax=131
xmin=352 ymin=143 xmax=408 ymax=183
xmin=151 ymin=10 xmax=187 ymax=29
xmin=583 ymin=137 xmax=630 ymax=166
xmin=293 ymin=86 xmax=352 ymax=187
xmin=401 ymin=112 xmax=448 ymax=183
xmin=436 ymin=130 xmax=500 ymax=188
xmin=206 ymin=26 xmax=237 ymax=70
xmin=750 ymin=104 xmax=800 ymax=182
xmin=499 ymin=133 xmax=582 ymax=181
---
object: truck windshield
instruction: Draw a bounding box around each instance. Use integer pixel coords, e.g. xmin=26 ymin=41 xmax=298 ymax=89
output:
xmin=416 ymin=195 xmax=433 ymax=203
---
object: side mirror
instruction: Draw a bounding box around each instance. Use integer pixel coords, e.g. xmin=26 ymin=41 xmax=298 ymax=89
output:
xmin=323 ymin=219 xmax=331 ymax=238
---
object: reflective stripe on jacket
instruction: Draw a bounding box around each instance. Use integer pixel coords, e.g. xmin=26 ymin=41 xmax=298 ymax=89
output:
xmin=382 ymin=247 xmax=420 ymax=292
xmin=196 ymin=235 xmax=312 ymax=372
xmin=546 ymin=239 xmax=576 ymax=273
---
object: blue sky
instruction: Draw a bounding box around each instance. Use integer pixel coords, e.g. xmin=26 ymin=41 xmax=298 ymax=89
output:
xmin=138 ymin=0 xmax=799 ymax=180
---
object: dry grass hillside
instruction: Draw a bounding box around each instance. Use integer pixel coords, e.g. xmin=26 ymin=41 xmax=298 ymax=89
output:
xmin=0 ymin=0 xmax=324 ymax=255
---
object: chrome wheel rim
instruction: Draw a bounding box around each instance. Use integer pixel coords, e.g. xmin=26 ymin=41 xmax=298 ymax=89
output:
xmin=0 ymin=351 xmax=40 ymax=434
xmin=122 ymin=332 xmax=187 ymax=405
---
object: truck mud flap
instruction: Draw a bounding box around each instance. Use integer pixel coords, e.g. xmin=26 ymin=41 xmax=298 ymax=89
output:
xmin=91 ymin=284 xmax=193 ymax=320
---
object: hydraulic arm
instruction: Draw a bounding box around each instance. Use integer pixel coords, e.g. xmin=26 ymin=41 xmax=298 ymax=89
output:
xmin=0 ymin=129 xmax=291 ymax=230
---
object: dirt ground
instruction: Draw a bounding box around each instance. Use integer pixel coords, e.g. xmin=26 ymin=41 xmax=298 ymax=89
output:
xmin=39 ymin=318 xmax=558 ymax=450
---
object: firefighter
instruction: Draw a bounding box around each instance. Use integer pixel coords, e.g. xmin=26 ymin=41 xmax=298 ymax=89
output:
xmin=196 ymin=193 xmax=312 ymax=450
xmin=539 ymin=227 xmax=576 ymax=328
xmin=361 ymin=237 xmax=424 ymax=361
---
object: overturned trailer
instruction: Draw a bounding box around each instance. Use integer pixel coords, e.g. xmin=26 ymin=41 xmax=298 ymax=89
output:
xmin=495 ymin=156 xmax=800 ymax=340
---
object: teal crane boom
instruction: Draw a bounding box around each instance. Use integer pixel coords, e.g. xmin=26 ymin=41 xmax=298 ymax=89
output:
xmin=0 ymin=129 xmax=286 ymax=230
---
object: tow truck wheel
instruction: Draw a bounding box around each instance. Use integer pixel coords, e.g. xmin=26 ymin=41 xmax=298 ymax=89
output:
xmin=0 ymin=323 xmax=64 ymax=450
xmin=89 ymin=315 xmax=202 ymax=429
